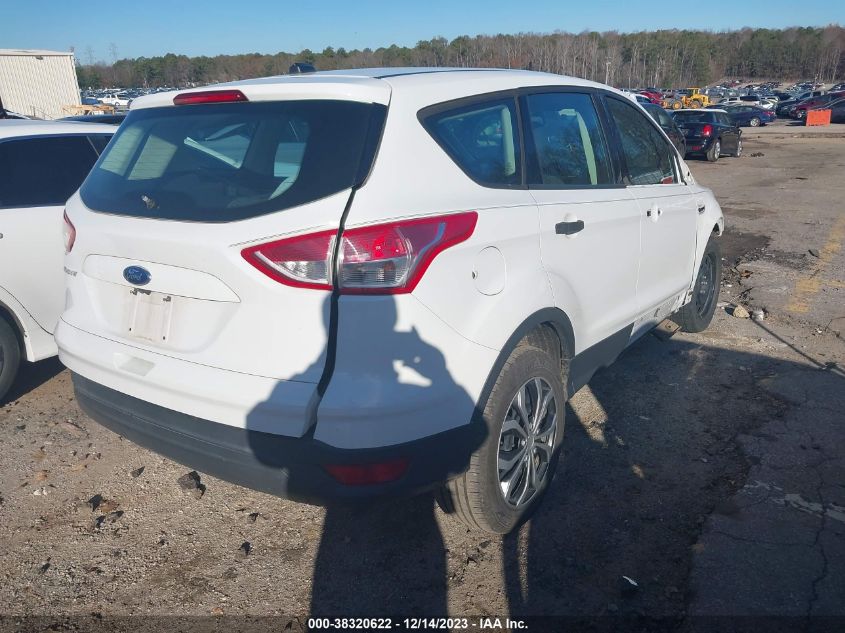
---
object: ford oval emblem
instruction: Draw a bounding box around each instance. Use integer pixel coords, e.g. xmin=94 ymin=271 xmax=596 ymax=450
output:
xmin=123 ymin=265 xmax=151 ymax=286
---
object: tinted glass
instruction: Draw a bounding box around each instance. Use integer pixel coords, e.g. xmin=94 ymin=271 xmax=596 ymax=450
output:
xmin=0 ymin=136 xmax=101 ymax=208
xmin=423 ymin=98 xmax=521 ymax=187
xmin=672 ymin=111 xmax=716 ymax=123
xmin=606 ymin=97 xmax=676 ymax=186
xmin=81 ymin=101 xmax=378 ymax=222
xmin=650 ymin=106 xmax=673 ymax=127
xmin=523 ymin=92 xmax=613 ymax=186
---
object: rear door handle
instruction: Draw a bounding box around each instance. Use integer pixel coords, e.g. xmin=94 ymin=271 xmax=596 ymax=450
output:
xmin=555 ymin=220 xmax=584 ymax=235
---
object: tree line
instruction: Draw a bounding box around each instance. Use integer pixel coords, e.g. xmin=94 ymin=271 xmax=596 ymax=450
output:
xmin=76 ymin=25 xmax=844 ymax=90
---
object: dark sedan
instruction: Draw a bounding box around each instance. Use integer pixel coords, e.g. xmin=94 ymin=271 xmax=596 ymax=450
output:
xmin=642 ymin=103 xmax=686 ymax=154
xmin=671 ymin=109 xmax=741 ymax=162
xmin=814 ymin=97 xmax=845 ymax=123
xmin=722 ymin=105 xmax=776 ymax=127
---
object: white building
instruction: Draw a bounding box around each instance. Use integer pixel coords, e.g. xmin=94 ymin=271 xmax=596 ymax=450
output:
xmin=0 ymin=49 xmax=81 ymax=120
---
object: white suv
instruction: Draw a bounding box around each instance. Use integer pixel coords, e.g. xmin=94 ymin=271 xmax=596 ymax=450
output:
xmin=0 ymin=121 xmax=113 ymax=400
xmin=56 ymin=69 xmax=724 ymax=533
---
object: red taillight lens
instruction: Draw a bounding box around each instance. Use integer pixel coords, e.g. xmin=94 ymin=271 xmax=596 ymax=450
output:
xmin=242 ymin=212 xmax=478 ymax=294
xmin=242 ymin=229 xmax=335 ymax=290
xmin=324 ymin=458 xmax=409 ymax=486
xmin=173 ymin=89 xmax=248 ymax=106
xmin=63 ymin=211 xmax=76 ymax=254
xmin=701 ymin=124 xmax=713 ymax=137
xmin=338 ymin=213 xmax=477 ymax=294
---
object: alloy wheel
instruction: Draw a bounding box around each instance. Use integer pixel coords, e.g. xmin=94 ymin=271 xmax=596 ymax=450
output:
xmin=498 ymin=377 xmax=558 ymax=508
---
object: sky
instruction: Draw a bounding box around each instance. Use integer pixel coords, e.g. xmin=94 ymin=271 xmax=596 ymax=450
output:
xmin=2 ymin=0 xmax=843 ymax=61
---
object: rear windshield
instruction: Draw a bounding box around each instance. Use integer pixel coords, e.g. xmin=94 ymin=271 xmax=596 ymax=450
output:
xmin=672 ymin=111 xmax=715 ymax=123
xmin=80 ymin=100 xmax=378 ymax=222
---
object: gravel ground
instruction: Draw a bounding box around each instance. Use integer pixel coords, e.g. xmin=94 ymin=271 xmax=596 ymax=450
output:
xmin=1 ymin=122 xmax=843 ymax=630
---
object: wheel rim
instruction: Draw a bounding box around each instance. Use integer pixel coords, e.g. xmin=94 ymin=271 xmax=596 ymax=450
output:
xmin=498 ymin=377 xmax=558 ymax=508
xmin=695 ymin=253 xmax=717 ymax=317
xmin=736 ymin=140 xmax=743 ymax=156
xmin=714 ymin=141 xmax=720 ymax=159
xmin=751 ymin=118 xmax=759 ymax=127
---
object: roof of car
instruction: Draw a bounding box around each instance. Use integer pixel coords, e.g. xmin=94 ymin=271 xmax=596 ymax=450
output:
xmin=0 ymin=119 xmax=117 ymax=139
xmin=129 ymin=67 xmax=615 ymax=111
xmin=675 ymin=108 xmax=726 ymax=113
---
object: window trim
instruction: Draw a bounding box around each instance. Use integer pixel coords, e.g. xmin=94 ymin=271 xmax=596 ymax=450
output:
xmin=0 ymin=133 xmax=109 ymax=210
xmin=599 ymin=94 xmax=683 ymax=188
xmin=417 ymin=90 xmax=527 ymax=190
xmin=419 ymin=85 xmax=636 ymax=191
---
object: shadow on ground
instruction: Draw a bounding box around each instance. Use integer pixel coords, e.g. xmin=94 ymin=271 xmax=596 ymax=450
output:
xmin=270 ymin=327 xmax=840 ymax=621
xmin=1 ymin=357 xmax=64 ymax=405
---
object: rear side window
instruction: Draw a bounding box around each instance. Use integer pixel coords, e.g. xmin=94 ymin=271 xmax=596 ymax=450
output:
xmin=523 ymin=92 xmax=613 ymax=187
xmin=606 ymin=98 xmax=677 ymax=186
xmin=421 ymin=98 xmax=521 ymax=187
xmin=80 ymin=101 xmax=379 ymax=222
xmin=652 ymin=107 xmax=673 ymax=128
xmin=0 ymin=136 xmax=101 ymax=208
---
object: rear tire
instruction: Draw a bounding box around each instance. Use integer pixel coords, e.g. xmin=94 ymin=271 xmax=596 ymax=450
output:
xmin=674 ymin=238 xmax=722 ymax=333
xmin=706 ymin=139 xmax=721 ymax=162
xmin=0 ymin=318 xmax=22 ymax=402
xmin=437 ymin=331 xmax=566 ymax=534
xmin=750 ymin=117 xmax=761 ymax=127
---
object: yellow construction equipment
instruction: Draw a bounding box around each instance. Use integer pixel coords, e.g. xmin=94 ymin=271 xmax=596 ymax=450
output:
xmin=662 ymin=88 xmax=711 ymax=110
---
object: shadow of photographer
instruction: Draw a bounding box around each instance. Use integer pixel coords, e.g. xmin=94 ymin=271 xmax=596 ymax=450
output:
xmin=246 ymin=293 xmax=485 ymax=616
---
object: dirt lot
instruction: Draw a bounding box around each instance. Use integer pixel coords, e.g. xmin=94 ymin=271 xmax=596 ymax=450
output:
xmin=1 ymin=120 xmax=844 ymax=631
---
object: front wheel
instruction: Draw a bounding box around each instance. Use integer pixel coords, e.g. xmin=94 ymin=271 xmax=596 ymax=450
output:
xmin=732 ymin=138 xmax=743 ymax=157
xmin=673 ymin=238 xmax=722 ymax=333
xmin=437 ymin=332 xmax=566 ymax=534
xmin=706 ymin=139 xmax=721 ymax=162
xmin=0 ymin=318 xmax=22 ymax=402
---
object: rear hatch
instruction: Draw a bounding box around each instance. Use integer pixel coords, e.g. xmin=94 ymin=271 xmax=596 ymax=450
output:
xmin=672 ymin=111 xmax=717 ymax=140
xmin=64 ymin=87 xmax=388 ymax=383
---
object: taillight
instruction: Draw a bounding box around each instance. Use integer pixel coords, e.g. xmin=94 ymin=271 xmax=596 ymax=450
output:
xmin=63 ymin=211 xmax=76 ymax=254
xmin=173 ymin=89 xmax=248 ymax=106
xmin=242 ymin=212 xmax=477 ymax=295
xmin=241 ymin=230 xmax=335 ymax=290
xmin=701 ymin=124 xmax=713 ymax=137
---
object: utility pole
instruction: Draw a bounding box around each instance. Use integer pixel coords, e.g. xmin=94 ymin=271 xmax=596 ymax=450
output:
xmin=605 ymin=59 xmax=611 ymax=86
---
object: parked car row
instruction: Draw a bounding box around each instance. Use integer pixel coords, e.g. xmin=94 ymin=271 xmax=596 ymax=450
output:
xmin=3 ymin=69 xmax=725 ymax=534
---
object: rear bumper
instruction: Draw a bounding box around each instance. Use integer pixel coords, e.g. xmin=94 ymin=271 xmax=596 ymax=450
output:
xmin=684 ymin=137 xmax=713 ymax=153
xmin=73 ymin=373 xmax=485 ymax=503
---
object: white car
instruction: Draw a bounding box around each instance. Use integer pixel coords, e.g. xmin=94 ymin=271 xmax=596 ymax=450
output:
xmin=0 ymin=121 xmax=114 ymax=400
xmin=57 ymin=68 xmax=724 ymax=533
xmin=99 ymin=92 xmax=131 ymax=108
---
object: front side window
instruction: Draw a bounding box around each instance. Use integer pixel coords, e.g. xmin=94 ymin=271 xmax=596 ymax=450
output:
xmin=421 ymin=98 xmax=521 ymax=187
xmin=81 ymin=100 xmax=379 ymax=222
xmin=607 ymin=97 xmax=677 ymax=186
xmin=523 ymin=92 xmax=614 ymax=187
xmin=0 ymin=136 xmax=102 ymax=208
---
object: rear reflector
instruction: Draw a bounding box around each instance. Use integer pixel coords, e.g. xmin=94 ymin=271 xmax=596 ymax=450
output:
xmin=173 ymin=89 xmax=249 ymax=106
xmin=324 ymin=459 xmax=409 ymax=486
xmin=242 ymin=212 xmax=478 ymax=294
xmin=63 ymin=210 xmax=76 ymax=254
